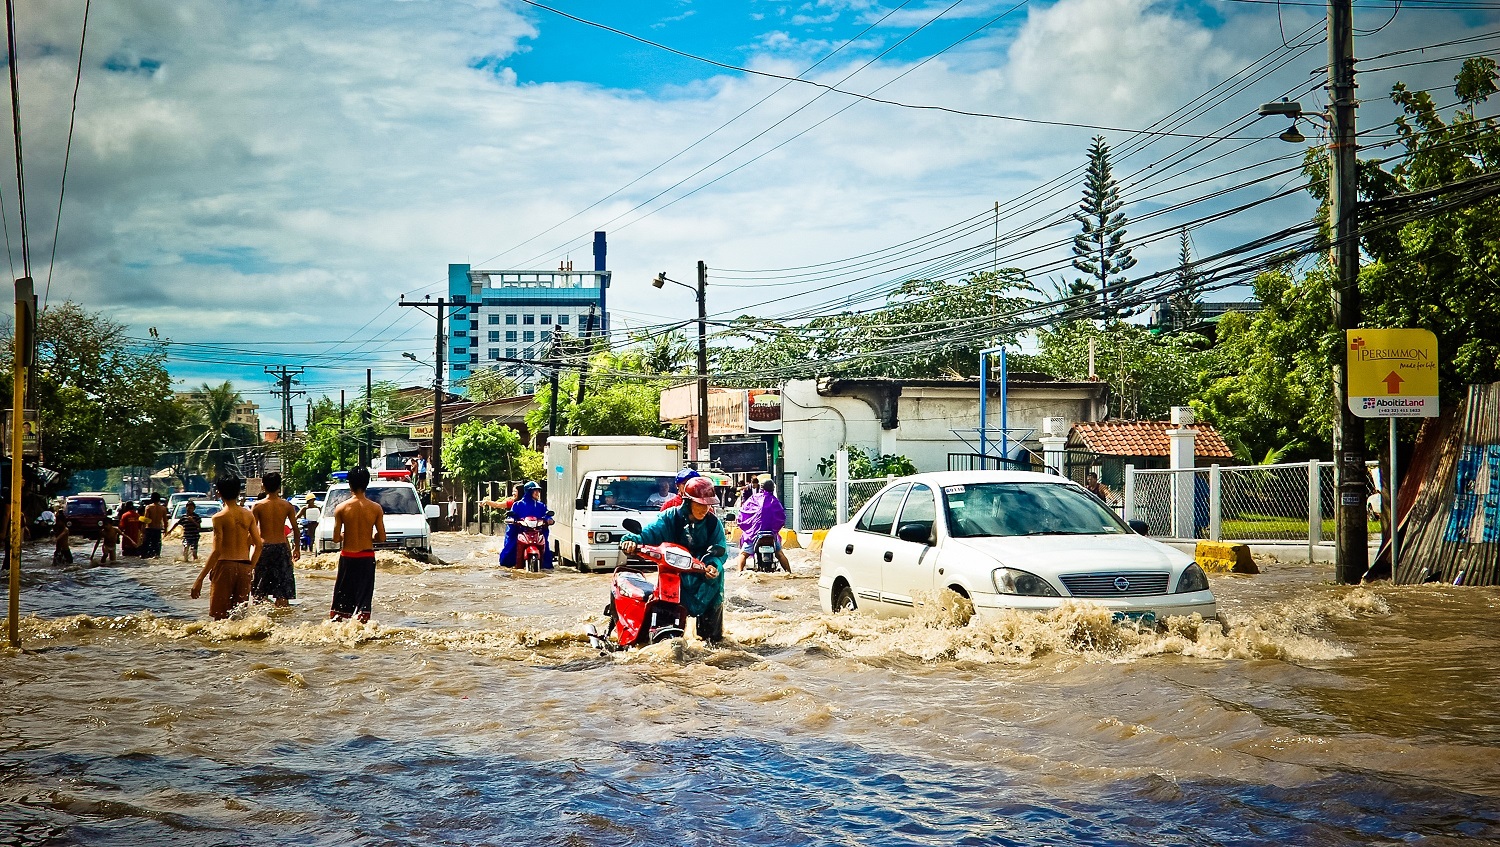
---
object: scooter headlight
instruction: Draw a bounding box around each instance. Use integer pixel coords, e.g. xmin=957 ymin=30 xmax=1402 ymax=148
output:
xmin=663 ymin=550 xmax=695 ymax=570
xmin=992 ymin=567 xmax=1060 ymax=597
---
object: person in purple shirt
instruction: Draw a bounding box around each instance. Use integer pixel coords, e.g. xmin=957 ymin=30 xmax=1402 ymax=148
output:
xmin=735 ymin=477 xmax=791 ymax=572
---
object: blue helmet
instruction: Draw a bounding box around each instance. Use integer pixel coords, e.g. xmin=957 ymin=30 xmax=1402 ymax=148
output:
xmin=674 ymin=468 xmax=701 ymax=486
xmin=524 ymin=481 xmax=542 ymax=493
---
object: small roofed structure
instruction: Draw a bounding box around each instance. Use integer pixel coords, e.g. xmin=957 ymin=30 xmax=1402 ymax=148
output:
xmin=1068 ymin=419 xmax=1237 ymax=488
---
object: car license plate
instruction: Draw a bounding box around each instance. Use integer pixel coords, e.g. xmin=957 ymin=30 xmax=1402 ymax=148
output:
xmin=1112 ymin=610 xmax=1157 ymax=628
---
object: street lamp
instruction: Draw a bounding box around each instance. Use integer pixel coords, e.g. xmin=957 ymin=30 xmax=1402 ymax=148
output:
xmin=653 ymin=264 xmax=709 ymax=465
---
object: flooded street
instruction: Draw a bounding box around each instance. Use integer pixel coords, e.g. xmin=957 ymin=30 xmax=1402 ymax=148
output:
xmin=2 ymin=533 xmax=1498 ymax=846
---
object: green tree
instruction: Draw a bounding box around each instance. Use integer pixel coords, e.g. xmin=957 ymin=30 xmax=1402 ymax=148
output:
xmin=442 ymin=420 xmax=523 ymax=485
xmin=1071 ymin=135 xmax=1139 ymax=320
xmin=1165 ymin=228 xmax=1203 ymax=332
xmin=1011 ymin=320 xmax=1206 ymax=421
xmin=816 ymin=446 xmax=917 ymax=478
xmin=460 ymin=368 xmax=520 ymax=402
xmin=1 ymin=302 xmax=186 ymax=486
xmin=1198 ymin=60 xmax=1500 ymax=458
xmin=518 ymin=448 xmax=546 ymax=481
xmin=527 ymin=349 xmax=673 ymax=439
xmin=280 ymin=397 xmax=352 ymax=492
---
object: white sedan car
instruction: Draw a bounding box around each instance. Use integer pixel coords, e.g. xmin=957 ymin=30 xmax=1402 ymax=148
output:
xmin=818 ymin=471 xmax=1216 ymax=624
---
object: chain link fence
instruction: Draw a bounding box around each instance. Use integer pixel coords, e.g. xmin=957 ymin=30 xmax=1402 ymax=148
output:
xmin=791 ymin=477 xmax=896 ymax=531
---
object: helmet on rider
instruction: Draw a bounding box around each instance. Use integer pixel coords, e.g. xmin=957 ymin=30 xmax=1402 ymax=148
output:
xmin=523 ymin=481 xmax=542 ymax=497
xmin=682 ymin=476 xmax=719 ymax=506
xmin=674 ymin=468 xmax=701 ymax=487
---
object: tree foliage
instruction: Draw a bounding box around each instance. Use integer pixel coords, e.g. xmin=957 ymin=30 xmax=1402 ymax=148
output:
xmin=1199 ymin=60 xmax=1500 ymax=458
xmin=816 ymin=446 xmax=918 ymax=479
xmin=1011 ymin=320 xmax=1207 ymax=422
xmin=526 ymin=348 xmax=673 ymax=439
xmin=1071 ymin=135 xmax=1139 ymax=319
xmin=442 ymin=420 xmax=523 ymax=485
xmin=180 ymin=381 xmax=258 ymax=478
xmin=713 ymin=269 xmax=1036 ymax=381
xmin=2 ymin=302 xmax=185 ymax=485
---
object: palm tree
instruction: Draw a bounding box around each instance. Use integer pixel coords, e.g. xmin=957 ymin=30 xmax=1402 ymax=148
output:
xmin=183 ymin=381 xmax=256 ymax=478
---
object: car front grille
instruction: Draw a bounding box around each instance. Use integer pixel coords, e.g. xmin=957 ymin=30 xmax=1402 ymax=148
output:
xmin=1059 ymin=571 xmax=1170 ymax=597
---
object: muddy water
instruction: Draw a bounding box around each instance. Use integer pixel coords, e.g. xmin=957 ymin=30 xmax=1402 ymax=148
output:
xmin=2 ymin=535 xmax=1498 ymax=845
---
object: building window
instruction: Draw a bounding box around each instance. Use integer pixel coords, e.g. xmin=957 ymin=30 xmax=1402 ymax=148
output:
xmin=541 ymin=330 xmax=552 ymax=341
xmin=488 ymin=348 xmax=499 ymax=361
xmin=487 ymin=314 xmax=499 ymax=325
xmin=506 ymin=347 xmax=517 ymax=358
xmin=505 ymin=314 xmax=517 ymax=325
xmin=453 ymin=362 xmax=467 ymax=371
xmin=523 ymin=314 xmax=536 ymax=325
xmin=469 ymin=353 xmax=479 ymax=363
xmin=452 ymin=295 xmax=467 ymax=304
xmin=523 ymin=330 xmax=535 ymax=342
xmin=454 ymin=347 xmax=467 ymax=356
xmin=488 ymin=331 xmax=500 ymax=343
xmin=506 ymin=330 xmax=517 ymax=342
xmin=540 ymin=313 xmax=552 ymax=325
xmin=483 ymin=297 xmax=501 ymax=306
xmin=522 ymin=349 xmax=534 ymax=360
xmin=558 ymin=314 xmax=570 ymax=326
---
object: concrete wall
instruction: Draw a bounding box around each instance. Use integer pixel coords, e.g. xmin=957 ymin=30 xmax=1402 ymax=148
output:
xmin=782 ymin=378 xmax=1108 ymax=480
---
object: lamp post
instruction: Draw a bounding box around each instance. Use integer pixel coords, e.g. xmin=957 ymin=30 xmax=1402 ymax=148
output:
xmin=653 ymin=264 xmax=709 ymax=464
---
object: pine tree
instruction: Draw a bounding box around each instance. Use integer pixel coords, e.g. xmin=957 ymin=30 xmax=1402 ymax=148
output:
xmin=1166 ymin=227 xmax=1203 ymax=331
xmin=1071 ymin=135 xmax=1138 ymax=319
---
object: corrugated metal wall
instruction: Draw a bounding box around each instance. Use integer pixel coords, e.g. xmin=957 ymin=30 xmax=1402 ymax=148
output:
xmin=1395 ymin=382 xmax=1500 ymax=586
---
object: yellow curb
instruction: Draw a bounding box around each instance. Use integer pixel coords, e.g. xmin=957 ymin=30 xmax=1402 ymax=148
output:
xmin=1196 ymin=540 xmax=1259 ymax=574
xmin=807 ymin=530 xmax=828 ymax=556
xmin=780 ymin=528 xmax=801 ymax=549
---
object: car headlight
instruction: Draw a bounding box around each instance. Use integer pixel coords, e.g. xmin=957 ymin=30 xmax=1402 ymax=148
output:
xmin=591 ymin=531 xmax=610 ymax=544
xmin=1175 ymin=563 xmax=1209 ymax=593
xmin=992 ymin=567 xmax=1060 ymax=597
xmin=403 ymin=537 xmax=425 ymax=549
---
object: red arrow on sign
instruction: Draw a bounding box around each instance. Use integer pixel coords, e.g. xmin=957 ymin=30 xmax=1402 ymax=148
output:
xmin=1383 ymin=371 xmax=1404 ymax=393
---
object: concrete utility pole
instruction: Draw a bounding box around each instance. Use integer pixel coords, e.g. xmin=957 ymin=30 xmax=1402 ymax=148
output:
xmin=697 ymin=260 xmax=709 ymax=465
xmin=571 ymin=304 xmax=597 ymax=436
xmin=399 ymin=296 xmax=463 ymax=494
xmin=264 ymin=365 xmax=305 ymax=436
xmin=1329 ymin=0 xmax=1367 ymax=584
xmin=7 ymin=277 xmax=33 ymax=647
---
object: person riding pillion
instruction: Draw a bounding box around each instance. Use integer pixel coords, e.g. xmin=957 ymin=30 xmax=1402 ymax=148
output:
xmin=499 ymin=481 xmax=554 ymax=569
xmin=620 ymin=476 xmax=729 ymax=643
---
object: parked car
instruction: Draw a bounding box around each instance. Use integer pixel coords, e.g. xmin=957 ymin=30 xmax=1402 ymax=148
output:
xmin=76 ymin=491 xmax=122 ymax=517
xmin=817 ymin=471 xmax=1216 ymax=625
xmin=170 ymin=499 xmax=224 ymax=524
xmin=63 ymin=496 xmax=110 ymax=540
xmin=312 ymin=481 xmax=440 ymax=556
xmin=168 ymin=491 xmax=209 ymax=511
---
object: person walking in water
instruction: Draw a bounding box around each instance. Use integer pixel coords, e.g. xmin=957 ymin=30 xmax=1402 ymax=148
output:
xmin=142 ymin=493 xmax=168 ymax=559
xmin=190 ymin=476 xmax=262 ymax=620
xmin=250 ymin=472 xmax=300 ymax=606
xmin=168 ymin=500 xmax=203 ymax=562
xmin=329 ymin=467 xmax=386 ymax=623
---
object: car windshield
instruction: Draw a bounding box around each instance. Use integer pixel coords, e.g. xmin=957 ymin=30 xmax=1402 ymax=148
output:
xmin=942 ymin=482 xmax=1129 ymax=538
xmin=174 ymin=501 xmax=223 ymax=520
xmin=68 ymin=499 xmax=106 ymax=515
xmin=591 ymin=475 xmax=677 ymax=511
xmin=323 ymin=486 xmax=423 ymax=516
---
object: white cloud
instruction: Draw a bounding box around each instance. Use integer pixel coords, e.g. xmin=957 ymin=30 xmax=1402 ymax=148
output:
xmin=1 ymin=0 xmax=1491 ymax=423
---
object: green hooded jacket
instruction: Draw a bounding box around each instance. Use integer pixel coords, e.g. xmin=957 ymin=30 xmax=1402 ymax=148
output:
xmin=622 ymin=504 xmax=727 ymax=617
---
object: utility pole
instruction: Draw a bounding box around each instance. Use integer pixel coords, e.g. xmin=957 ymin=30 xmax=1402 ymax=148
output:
xmin=7 ymin=278 xmax=33 ymax=647
xmin=361 ymin=368 xmax=372 ymax=468
xmin=1329 ymin=0 xmax=1367 ymax=584
xmin=546 ymin=329 xmax=561 ymax=445
xmin=571 ymin=304 xmax=597 ymax=436
xmin=696 ymin=260 xmax=709 ymax=467
xmin=264 ymin=366 xmax=305 ymax=437
xmin=399 ymin=296 xmax=463 ymax=495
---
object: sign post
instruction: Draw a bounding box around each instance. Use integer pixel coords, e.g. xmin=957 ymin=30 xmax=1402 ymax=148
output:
xmin=1346 ymin=328 xmax=1440 ymax=578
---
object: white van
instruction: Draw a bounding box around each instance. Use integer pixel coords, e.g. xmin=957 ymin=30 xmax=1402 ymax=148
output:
xmin=545 ymin=436 xmax=683 ymax=571
xmin=313 ymin=480 xmax=441 ymax=557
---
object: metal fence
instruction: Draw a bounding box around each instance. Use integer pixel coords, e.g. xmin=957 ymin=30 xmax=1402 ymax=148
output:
xmin=791 ymin=476 xmax=895 ymax=531
xmin=1126 ymin=460 xmax=1376 ymax=547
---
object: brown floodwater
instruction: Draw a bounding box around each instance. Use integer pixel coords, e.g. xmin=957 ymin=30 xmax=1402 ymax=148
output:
xmin=2 ymin=533 xmax=1497 ymax=845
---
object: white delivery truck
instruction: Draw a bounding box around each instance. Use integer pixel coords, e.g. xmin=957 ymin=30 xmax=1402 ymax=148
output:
xmin=545 ymin=436 xmax=683 ymax=571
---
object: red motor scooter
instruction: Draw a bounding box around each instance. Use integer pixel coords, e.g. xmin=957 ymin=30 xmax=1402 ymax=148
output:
xmin=586 ymin=518 xmax=713 ymax=650
xmin=506 ymin=510 xmax=553 ymax=572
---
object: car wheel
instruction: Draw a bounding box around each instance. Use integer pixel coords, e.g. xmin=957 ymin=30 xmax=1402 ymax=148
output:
xmin=832 ymin=582 xmax=856 ymax=613
xmin=575 ymin=546 xmax=589 ymax=573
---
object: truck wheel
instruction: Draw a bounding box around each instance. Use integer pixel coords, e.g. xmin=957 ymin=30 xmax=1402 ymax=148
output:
xmin=575 ymin=546 xmax=589 ymax=573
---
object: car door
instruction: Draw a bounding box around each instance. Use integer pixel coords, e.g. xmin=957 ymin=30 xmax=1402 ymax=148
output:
xmin=879 ymin=484 xmax=939 ymax=611
xmin=839 ymin=483 xmax=907 ymax=613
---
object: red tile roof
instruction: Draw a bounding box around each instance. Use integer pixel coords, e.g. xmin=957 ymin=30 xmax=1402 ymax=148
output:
xmin=1070 ymin=420 xmax=1236 ymax=459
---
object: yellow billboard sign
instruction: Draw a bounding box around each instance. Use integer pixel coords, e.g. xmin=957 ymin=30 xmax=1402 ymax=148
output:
xmin=1346 ymin=328 xmax=1439 ymax=418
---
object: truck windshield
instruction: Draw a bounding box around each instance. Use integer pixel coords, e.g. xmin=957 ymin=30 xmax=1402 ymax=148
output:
xmin=591 ymin=475 xmax=677 ymax=511
xmin=323 ymin=487 xmax=423 ymax=515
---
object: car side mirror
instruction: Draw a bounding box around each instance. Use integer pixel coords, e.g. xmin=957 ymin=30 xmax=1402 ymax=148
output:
xmin=575 ymin=497 xmax=586 ymax=510
xmin=622 ymin=518 xmax=643 ymax=534
xmin=1128 ymin=519 xmax=1150 ymax=535
xmin=424 ymin=504 xmax=441 ymax=519
xmin=896 ymin=522 xmax=932 ymax=545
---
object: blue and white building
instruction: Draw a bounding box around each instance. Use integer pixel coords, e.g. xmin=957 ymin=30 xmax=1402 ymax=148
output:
xmin=447 ymin=232 xmax=610 ymax=394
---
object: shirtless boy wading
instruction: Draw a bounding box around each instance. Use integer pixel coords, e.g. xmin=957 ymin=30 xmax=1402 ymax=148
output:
xmin=191 ymin=477 xmax=262 ymax=619
xmin=329 ymin=467 xmax=386 ymax=623
xmin=250 ymin=472 xmax=300 ymax=606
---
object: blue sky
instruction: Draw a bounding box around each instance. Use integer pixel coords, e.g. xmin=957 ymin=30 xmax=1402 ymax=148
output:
xmin=2 ymin=0 xmax=1493 ymax=428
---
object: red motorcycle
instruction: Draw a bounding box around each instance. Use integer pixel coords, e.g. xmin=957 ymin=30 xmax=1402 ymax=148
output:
xmin=507 ymin=511 xmax=553 ymax=572
xmin=586 ymin=518 xmax=713 ymax=649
